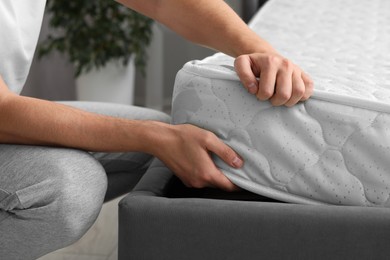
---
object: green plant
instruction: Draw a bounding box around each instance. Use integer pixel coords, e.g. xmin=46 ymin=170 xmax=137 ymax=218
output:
xmin=39 ymin=0 xmax=153 ymax=77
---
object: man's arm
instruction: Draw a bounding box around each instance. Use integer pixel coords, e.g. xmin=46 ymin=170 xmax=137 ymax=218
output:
xmin=0 ymin=76 xmax=241 ymax=191
xmin=117 ymin=0 xmax=313 ymax=107
xmin=116 ymin=0 xmax=273 ymax=55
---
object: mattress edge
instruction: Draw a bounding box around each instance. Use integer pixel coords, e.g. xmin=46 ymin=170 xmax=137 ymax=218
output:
xmin=181 ymin=61 xmax=390 ymax=114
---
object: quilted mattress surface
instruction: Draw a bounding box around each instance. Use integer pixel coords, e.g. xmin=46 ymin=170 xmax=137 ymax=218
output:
xmin=171 ymin=0 xmax=390 ymax=206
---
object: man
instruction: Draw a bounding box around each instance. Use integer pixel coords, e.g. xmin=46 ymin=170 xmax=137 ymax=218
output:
xmin=0 ymin=0 xmax=313 ymax=259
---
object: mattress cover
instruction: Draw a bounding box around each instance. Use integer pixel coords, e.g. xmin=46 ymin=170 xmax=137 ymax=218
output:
xmin=171 ymin=0 xmax=390 ymax=207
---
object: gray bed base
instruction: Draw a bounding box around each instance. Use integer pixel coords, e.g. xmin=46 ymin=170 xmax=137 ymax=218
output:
xmin=119 ymin=159 xmax=390 ymax=260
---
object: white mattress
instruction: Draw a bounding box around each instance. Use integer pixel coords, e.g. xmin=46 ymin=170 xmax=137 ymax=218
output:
xmin=171 ymin=0 xmax=390 ymax=207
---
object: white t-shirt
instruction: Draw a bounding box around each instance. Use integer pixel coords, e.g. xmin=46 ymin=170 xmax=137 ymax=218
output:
xmin=0 ymin=0 xmax=46 ymax=94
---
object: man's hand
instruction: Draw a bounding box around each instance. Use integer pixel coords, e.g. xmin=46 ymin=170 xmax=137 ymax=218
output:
xmin=152 ymin=124 xmax=243 ymax=191
xmin=234 ymin=53 xmax=314 ymax=107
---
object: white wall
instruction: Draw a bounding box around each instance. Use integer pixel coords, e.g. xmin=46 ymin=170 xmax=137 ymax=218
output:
xmin=22 ymin=13 xmax=76 ymax=100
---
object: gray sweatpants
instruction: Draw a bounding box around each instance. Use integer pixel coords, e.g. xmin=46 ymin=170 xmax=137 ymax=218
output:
xmin=0 ymin=101 xmax=170 ymax=260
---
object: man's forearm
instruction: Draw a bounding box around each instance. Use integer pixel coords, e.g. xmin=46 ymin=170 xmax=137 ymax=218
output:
xmin=0 ymin=91 xmax=164 ymax=153
xmin=117 ymin=0 xmax=276 ymax=57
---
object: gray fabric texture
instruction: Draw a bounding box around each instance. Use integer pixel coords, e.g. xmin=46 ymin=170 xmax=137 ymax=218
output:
xmin=119 ymin=159 xmax=390 ymax=260
xmin=0 ymin=101 xmax=170 ymax=260
xmin=0 ymin=145 xmax=107 ymax=259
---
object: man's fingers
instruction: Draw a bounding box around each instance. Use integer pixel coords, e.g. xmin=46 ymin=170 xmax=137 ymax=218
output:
xmin=202 ymin=133 xmax=242 ymax=191
xmin=234 ymin=55 xmax=259 ymax=94
xmin=184 ymin=153 xmax=240 ymax=192
xmin=270 ymin=69 xmax=293 ymax=106
xmin=205 ymin=133 xmax=243 ymax=169
xmin=209 ymin=168 xmax=240 ymax=192
xmin=235 ymin=53 xmax=314 ymax=106
xmin=301 ymin=71 xmax=314 ymax=100
xmin=284 ymin=70 xmax=305 ymax=107
xmin=164 ymin=125 xmax=243 ymax=192
xmin=257 ymin=66 xmax=277 ymax=101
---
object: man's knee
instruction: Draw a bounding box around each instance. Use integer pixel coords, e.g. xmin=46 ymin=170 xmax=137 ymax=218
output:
xmin=45 ymin=149 xmax=108 ymax=242
xmin=1 ymin=147 xmax=108 ymax=259
xmin=15 ymin=148 xmax=107 ymax=246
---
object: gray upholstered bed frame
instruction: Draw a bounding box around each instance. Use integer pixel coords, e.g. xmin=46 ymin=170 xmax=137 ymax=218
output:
xmin=119 ymin=159 xmax=390 ymax=259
